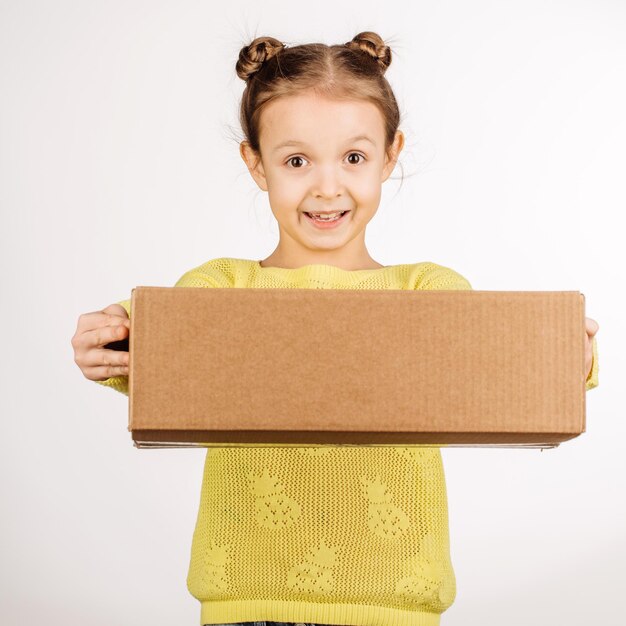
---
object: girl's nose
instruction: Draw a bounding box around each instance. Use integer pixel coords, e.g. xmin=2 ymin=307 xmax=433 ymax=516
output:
xmin=312 ymin=165 xmax=345 ymax=199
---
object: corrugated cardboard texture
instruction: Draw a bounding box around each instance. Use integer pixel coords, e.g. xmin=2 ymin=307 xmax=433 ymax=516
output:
xmin=128 ymin=288 xmax=587 ymax=448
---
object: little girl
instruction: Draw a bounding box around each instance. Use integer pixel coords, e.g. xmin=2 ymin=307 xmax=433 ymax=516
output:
xmin=72 ymin=32 xmax=599 ymax=626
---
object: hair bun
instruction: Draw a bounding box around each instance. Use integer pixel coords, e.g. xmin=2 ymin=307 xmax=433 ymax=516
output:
xmin=236 ymin=36 xmax=286 ymax=82
xmin=345 ymin=31 xmax=392 ymax=73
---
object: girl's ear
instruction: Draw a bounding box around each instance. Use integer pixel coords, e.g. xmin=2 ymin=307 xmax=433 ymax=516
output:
xmin=381 ymin=130 xmax=405 ymax=182
xmin=240 ymin=141 xmax=268 ymax=191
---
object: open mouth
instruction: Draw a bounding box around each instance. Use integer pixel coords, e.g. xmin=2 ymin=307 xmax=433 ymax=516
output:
xmin=303 ymin=210 xmax=350 ymax=227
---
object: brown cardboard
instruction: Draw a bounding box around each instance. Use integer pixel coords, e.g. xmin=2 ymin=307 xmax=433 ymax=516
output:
xmin=127 ymin=287 xmax=587 ymax=449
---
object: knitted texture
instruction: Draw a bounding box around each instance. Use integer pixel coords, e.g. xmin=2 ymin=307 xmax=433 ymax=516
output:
xmin=96 ymin=258 xmax=599 ymax=626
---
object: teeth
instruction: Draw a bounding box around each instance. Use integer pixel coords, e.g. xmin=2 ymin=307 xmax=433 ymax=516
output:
xmin=309 ymin=211 xmax=344 ymax=220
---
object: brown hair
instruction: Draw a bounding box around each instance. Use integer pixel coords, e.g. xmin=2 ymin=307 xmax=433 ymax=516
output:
xmin=235 ymin=31 xmax=404 ymax=181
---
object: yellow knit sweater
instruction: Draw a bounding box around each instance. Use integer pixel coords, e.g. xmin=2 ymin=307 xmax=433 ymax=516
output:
xmin=96 ymin=257 xmax=599 ymax=626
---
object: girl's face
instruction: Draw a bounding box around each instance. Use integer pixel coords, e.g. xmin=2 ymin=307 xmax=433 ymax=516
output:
xmin=240 ymin=91 xmax=404 ymax=269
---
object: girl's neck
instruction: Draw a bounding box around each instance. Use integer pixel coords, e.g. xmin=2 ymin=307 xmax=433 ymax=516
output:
xmin=258 ymin=254 xmax=386 ymax=271
xmin=259 ymin=258 xmax=387 ymax=271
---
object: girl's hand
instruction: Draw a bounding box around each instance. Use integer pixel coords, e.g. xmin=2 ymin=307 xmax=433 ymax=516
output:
xmin=584 ymin=317 xmax=599 ymax=380
xmin=72 ymin=303 xmax=131 ymax=381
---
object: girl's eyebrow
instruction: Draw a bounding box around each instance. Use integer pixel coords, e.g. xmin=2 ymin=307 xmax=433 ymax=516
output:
xmin=272 ymin=135 xmax=376 ymax=153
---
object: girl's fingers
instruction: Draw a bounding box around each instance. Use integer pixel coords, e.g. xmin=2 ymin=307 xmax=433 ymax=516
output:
xmin=88 ymin=363 xmax=130 ymax=380
xmin=72 ymin=305 xmax=131 ymax=381
xmin=72 ymin=320 xmax=130 ymax=358
xmin=584 ymin=336 xmax=593 ymax=378
xmin=81 ymin=340 xmax=129 ymax=368
xmin=78 ymin=345 xmax=129 ymax=381
xmin=86 ymin=319 xmax=129 ymax=349
xmin=585 ymin=317 xmax=599 ymax=337
xmin=76 ymin=307 xmax=129 ymax=334
xmin=96 ymin=344 xmax=129 ymax=365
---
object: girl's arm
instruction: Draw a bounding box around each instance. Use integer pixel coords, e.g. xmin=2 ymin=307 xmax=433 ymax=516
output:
xmin=93 ymin=269 xmax=223 ymax=396
xmin=416 ymin=263 xmax=599 ymax=391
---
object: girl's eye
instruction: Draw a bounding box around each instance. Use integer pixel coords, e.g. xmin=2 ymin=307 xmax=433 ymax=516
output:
xmin=347 ymin=152 xmax=364 ymax=165
xmin=286 ymin=156 xmax=308 ymax=168
xmin=285 ymin=153 xmax=365 ymax=168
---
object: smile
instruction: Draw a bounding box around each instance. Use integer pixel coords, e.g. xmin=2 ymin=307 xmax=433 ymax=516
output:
xmin=303 ymin=211 xmax=350 ymax=229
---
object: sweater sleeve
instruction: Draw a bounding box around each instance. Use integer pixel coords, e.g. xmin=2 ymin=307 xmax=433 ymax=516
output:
xmin=416 ymin=263 xmax=473 ymax=292
xmin=585 ymin=335 xmax=599 ymax=391
xmin=93 ymin=268 xmax=223 ymax=397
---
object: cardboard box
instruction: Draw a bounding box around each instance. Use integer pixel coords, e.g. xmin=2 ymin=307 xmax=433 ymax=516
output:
xmin=127 ymin=287 xmax=588 ymax=449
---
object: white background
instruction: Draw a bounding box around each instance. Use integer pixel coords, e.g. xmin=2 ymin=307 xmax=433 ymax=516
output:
xmin=1 ymin=1 xmax=624 ymax=625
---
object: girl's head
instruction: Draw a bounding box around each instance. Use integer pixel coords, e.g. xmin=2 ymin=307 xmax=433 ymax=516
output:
xmin=237 ymin=32 xmax=405 ymax=270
